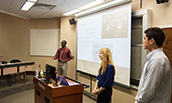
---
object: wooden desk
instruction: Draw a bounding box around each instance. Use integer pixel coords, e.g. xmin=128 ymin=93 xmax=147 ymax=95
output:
xmin=0 ymin=61 xmax=35 ymax=83
xmin=33 ymin=77 xmax=84 ymax=103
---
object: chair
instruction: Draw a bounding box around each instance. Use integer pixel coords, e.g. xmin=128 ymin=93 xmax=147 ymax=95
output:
xmin=1 ymin=61 xmax=8 ymax=64
xmin=10 ymin=59 xmax=21 ymax=63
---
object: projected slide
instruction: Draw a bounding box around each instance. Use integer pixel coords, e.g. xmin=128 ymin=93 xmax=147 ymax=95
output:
xmin=102 ymin=9 xmax=128 ymax=38
xmin=77 ymin=3 xmax=131 ymax=86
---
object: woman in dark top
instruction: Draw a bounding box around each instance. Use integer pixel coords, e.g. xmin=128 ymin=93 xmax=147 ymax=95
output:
xmin=92 ymin=48 xmax=116 ymax=103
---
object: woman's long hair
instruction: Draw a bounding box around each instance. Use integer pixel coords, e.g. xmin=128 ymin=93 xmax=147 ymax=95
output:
xmin=98 ymin=48 xmax=116 ymax=76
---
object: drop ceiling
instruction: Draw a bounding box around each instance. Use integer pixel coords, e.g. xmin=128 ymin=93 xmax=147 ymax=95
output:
xmin=0 ymin=0 xmax=95 ymax=19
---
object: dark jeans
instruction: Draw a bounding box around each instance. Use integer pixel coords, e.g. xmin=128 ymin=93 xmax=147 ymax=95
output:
xmin=97 ymin=87 xmax=112 ymax=103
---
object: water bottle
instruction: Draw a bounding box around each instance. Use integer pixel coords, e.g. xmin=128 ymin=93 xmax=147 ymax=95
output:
xmin=35 ymin=68 xmax=38 ymax=78
xmin=40 ymin=69 xmax=43 ymax=78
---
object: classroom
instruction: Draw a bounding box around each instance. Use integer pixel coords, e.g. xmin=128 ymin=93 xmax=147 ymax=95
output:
xmin=0 ymin=0 xmax=172 ymax=103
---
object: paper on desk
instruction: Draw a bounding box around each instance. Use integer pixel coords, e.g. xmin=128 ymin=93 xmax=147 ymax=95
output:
xmin=68 ymin=81 xmax=79 ymax=85
xmin=0 ymin=63 xmax=13 ymax=65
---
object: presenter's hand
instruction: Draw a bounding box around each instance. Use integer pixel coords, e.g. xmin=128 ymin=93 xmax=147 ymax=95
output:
xmin=92 ymin=89 xmax=96 ymax=95
xmin=51 ymin=57 xmax=55 ymax=60
xmin=134 ymin=99 xmax=138 ymax=103
xmin=92 ymin=89 xmax=99 ymax=95
xmin=134 ymin=100 xmax=137 ymax=103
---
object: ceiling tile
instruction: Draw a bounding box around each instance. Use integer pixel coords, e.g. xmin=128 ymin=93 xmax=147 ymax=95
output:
xmin=0 ymin=0 xmax=107 ymax=19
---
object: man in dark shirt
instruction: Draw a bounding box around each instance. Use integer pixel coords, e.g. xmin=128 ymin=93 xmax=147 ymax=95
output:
xmin=52 ymin=40 xmax=72 ymax=77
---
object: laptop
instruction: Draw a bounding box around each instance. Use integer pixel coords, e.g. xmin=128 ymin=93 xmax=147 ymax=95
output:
xmin=57 ymin=76 xmax=69 ymax=86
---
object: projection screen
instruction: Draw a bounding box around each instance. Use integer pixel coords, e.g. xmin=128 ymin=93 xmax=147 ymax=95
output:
xmin=77 ymin=2 xmax=131 ymax=86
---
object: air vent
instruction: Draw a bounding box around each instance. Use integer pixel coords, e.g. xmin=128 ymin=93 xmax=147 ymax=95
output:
xmin=33 ymin=3 xmax=56 ymax=10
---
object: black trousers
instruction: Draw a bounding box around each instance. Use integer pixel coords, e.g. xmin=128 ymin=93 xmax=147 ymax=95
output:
xmin=97 ymin=87 xmax=112 ymax=103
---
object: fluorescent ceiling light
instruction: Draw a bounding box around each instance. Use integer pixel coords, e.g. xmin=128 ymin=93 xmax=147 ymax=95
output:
xmin=28 ymin=0 xmax=37 ymax=2
xmin=63 ymin=0 xmax=105 ymax=16
xmin=21 ymin=0 xmax=38 ymax=11
xmin=63 ymin=9 xmax=81 ymax=16
xmin=75 ymin=0 xmax=131 ymax=17
xmin=79 ymin=0 xmax=104 ymax=10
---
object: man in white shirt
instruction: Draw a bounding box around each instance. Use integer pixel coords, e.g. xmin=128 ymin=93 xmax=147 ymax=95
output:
xmin=134 ymin=27 xmax=171 ymax=103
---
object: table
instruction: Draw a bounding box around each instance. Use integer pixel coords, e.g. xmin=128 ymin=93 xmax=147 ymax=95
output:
xmin=0 ymin=61 xmax=35 ymax=85
xmin=33 ymin=77 xmax=84 ymax=103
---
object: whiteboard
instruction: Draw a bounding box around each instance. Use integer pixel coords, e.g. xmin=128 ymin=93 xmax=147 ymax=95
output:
xmin=30 ymin=29 xmax=60 ymax=56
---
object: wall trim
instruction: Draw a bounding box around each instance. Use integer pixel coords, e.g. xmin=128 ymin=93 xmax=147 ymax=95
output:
xmin=156 ymin=25 xmax=172 ymax=29
xmin=0 ymin=10 xmax=29 ymax=20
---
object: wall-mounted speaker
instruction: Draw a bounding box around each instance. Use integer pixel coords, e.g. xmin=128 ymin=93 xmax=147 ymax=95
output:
xmin=156 ymin=0 xmax=169 ymax=4
xmin=69 ymin=18 xmax=76 ymax=25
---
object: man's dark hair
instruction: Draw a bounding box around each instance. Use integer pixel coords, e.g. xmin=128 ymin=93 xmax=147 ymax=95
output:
xmin=144 ymin=27 xmax=165 ymax=47
xmin=61 ymin=40 xmax=67 ymax=44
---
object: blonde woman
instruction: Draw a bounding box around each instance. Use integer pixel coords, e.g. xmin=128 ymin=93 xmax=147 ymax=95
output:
xmin=93 ymin=48 xmax=116 ymax=103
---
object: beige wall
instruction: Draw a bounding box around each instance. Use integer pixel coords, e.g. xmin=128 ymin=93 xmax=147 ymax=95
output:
xmin=0 ymin=0 xmax=172 ymax=103
xmin=0 ymin=12 xmax=60 ymax=71
xmin=132 ymin=0 xmax=172 ymax=27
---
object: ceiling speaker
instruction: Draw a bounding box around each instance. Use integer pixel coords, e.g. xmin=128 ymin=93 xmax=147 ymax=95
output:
xmin=69 ymin=18 xmax=76 ymax=25
xmin=156 ymin=0 xmax=169 ymax=4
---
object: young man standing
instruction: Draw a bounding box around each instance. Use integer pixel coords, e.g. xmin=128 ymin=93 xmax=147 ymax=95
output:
xmin=52 ymin=40 xmax=72 ymax=77
xmin=135 ymin=27 xmax=171 ymax=103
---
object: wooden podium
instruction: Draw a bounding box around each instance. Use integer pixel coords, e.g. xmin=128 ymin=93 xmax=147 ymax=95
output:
xmin=33 ymin=77 xmax=84 ymax=103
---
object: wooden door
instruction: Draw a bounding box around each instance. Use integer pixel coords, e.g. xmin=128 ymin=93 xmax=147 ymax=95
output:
xmin=162 ymin=28 xmax=172 ymax=103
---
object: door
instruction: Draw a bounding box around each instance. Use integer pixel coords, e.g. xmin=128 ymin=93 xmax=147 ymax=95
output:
xmin=162 ymin=28 xmax=172 ymax=103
